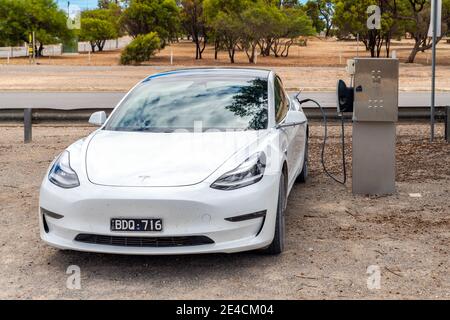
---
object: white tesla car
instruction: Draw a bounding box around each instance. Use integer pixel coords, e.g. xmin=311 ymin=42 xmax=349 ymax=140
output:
xmin=39 ymin=68 xmax=308 ymax=255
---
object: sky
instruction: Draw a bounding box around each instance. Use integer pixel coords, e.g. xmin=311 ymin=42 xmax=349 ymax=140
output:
xmin=57 ymin=0 xmax=98 ymax=10
xmin=57 ymin=0 xmax=309 ymax=10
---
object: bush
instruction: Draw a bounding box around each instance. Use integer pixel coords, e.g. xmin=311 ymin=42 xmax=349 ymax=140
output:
xmin=120 ymin=32 xmax=161 ymax=65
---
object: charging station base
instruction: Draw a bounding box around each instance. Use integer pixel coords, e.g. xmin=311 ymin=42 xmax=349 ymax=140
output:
xmin=352 ymin=122 xmax=396 ymax=195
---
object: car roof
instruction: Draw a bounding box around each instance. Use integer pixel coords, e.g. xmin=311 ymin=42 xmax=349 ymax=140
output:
xmin=143 ymin=68 xmax=272 ymax=82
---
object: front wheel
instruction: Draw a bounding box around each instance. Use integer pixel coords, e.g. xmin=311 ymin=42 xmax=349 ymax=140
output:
xmin=262 ymin=174 xmax=286 ymax=255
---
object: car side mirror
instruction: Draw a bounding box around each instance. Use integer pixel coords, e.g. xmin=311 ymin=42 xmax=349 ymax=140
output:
xmin=89 ymin=111 xmax=107 ymax=126
xmin=277 ymin=110 xmax=307 ymax=129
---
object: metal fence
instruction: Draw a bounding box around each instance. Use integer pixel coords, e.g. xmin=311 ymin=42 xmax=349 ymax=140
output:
xmin=77 ymin=37 xmax=132 ymax=53
xmin=0 ymin=44 xmax=63 ymax=58
xmin=0 ymin=46 xmax=28 ymax=58
xmin=0 ymin=37 xmax=132 ymax=59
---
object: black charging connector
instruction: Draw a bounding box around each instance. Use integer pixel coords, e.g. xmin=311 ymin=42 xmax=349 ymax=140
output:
xmin=337 ymin=80 xmax=354 ymax=113
xmin=296 ymin=97 xmax=347 ymax=185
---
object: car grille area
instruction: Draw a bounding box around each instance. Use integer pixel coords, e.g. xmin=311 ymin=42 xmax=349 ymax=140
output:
xmin=74 ymin=234 xmax=215 ymax=248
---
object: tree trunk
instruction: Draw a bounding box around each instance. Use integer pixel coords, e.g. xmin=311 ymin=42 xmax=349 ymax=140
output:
xmin=227 ymin=38 xmax=236 ymax=63
xmin=260 ymin=38 xmax=272 ymax=57
xmin=385 ymin=35 xmax=391 ymax=58
xmin=245 ymin=43 xmax=257 ymax=63
xmin=195 ymin=40 xmax=200 ymax=60
xmin=96 ymin=40 xmax=106 ymax=52
xmin=36 ymin=43 xmax=44 ymax=57
xmin=407 ymin=33 xmax=443 ymax=63
xmin=214 ymin=39 xmax=219 ymax=60
xmin=281 ymin=40 xmax=293 ymax=58
xmin=228 ymin=47 xmax=235 ymax=63
xmin=193 ymin=27 xmax=202 ymax=60
xmin=324 ymin=19 xmax=332 ymax=37
xmin=376 ymin=34 xmax=384 ymax=58
xmin=271 ymin=39 xmax=281 ymax=58
xmin=361 ymin=38 xmax=370 ymax=51
xmin=257 ymin=41 xmax=264 ymax=56
xmin=406 ymin=39 xmax=422 ymax=63
xmin=264 ymin=43 xmax=271 ymax=56
xmin=199 ymin=35 xmax=207 ymax=60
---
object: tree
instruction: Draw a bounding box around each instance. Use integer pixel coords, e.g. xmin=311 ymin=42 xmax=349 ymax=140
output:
xmin=0 ymin=0 xmax=29 ymax=46
xmin=120 ymin=0 xmax=180 ymax=46
xmin=79 ymin=18 xmax=118 ymax=52
xmin=181 ymin=0 xmax=208 ymax=59
xmin=240 ymin=4 xmax=274 ymax=63
xmin=271 ymin=7 xmax=315 ymax=57
xmin=203 ymin=0 xmax=314 ymax=63
xmin=98 ymin=0 xmax=130 ymax=8
xmin=281 ymin=0 xmax=301 ymax=8
xmin=304 ymin=1 xmax=327 ymax=34
xmin=333 ymin=0 xmax=399 ymax=58
xmin=120 ymin=32 xmax=161 ymax=64
xmin=0 ymin=0 xmax=71 ymax=56
xmin=317 ymin=1 xmax=334 ymax=37
xmin=99 ymin=0 xmax=113 ymax=8
xmin=204 ymin=0 xmax=252 ymax=63
xmin=79 ymin=6 xmax=121 ymax=52
xmin=257 ymin=4 xmax=286 ymax=57
xmin=211 ymin=11 xmax=243 ymax=63
xmin=398 ymin=0 xmax=450 ymax=63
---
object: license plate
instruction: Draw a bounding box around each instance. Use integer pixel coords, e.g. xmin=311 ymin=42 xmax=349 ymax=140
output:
xmin=111 ymin=219 xmax=163 ymax=232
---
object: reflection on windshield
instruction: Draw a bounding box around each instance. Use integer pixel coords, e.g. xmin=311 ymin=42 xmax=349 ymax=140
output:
xmin=105 ymin=75 xmax=269 ymax=132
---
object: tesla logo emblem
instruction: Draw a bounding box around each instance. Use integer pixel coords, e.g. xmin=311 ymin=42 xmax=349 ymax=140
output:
xmin=139 ymin=175 xmax=152 ymax=182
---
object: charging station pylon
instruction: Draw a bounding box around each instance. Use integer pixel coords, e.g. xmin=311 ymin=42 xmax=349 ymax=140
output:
xmin=351 ymin=58 xmax=399 ymax=195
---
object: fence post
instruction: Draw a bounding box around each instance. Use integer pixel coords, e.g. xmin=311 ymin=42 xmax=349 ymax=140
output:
xmin=446 ymin=106 xmax=450 ymax=143
xmin=24 ymin=108 xmax=32 ymax=144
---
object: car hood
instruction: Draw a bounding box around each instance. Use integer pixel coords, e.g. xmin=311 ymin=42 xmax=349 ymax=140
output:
xmin=86 ymin=130 xmax=267 ymax=187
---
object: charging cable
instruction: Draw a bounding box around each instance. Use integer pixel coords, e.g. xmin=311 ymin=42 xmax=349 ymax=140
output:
xmin=296 ymin=97 xmax=347 ymax=185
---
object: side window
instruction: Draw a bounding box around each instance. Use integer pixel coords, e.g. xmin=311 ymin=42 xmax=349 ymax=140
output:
xmin=274 ymin=77 xmax=289 ymax=123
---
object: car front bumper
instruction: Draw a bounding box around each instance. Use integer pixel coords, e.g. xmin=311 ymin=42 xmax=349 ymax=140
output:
xmin=39 ymin=175 xmax=279 ymax=255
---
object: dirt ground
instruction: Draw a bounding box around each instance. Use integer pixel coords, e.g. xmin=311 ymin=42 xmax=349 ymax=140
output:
xmin=3 ymin=38 xmax=450 ymax=67
xmin=1 ymin=38 xmax=450 ymax=92
xmin=1 ymin=64 xmax=449 ymax=93
xmin=0 ymin=123 xmax=448 ymax=300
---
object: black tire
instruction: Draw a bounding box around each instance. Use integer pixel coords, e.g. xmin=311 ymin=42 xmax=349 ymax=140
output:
xmin=262 ymin=174 xmax=286 ymax=255
xmin=296 ymin=130 xmax=309 ymax=183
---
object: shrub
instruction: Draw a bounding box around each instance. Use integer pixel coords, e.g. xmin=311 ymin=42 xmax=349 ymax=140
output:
xmin=120 ymin=32 xmax=161 ymax=65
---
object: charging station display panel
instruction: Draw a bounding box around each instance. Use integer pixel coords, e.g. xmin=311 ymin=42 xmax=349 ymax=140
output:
xmin=353 ymin=58 xmax=399 ymax=123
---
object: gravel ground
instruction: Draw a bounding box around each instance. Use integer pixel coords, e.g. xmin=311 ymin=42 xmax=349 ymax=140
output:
xmin=0 ymin=123 xmax=448 ymax=300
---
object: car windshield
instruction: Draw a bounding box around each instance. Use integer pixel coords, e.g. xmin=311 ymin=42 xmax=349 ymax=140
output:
xmin=105 ymin=74 xmax=269 ymax=132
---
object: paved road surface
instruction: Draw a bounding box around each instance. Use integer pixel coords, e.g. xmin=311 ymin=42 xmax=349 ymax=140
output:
xmin=0 ymin=91 xmax=449 ymax=110
xmin=0 ymin=92 xmax=125 ymax=110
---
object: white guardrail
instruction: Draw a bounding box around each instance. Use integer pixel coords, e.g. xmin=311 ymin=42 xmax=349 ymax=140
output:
xmin=0 ymin=37 xmax=132 ymax=59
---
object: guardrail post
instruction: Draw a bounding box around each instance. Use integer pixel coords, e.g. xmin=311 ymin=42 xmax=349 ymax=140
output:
xmin=446 ymin=106 xmax=450 ymax=143
xmin=24 ymin=108 xmax=32 ymax=143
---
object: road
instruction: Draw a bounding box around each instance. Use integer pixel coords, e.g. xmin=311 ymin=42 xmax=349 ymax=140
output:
xmin=0 ymin=92 xmax=126 ymax=110
xmin=0 ymin=91 xmax=449 ymax=110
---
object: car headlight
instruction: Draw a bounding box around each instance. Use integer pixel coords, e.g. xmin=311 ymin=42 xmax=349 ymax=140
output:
xmin=48 ymin=151 xmax=80 ymax=189
xmin=211 ymin=152 xmax=266 ymax=190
